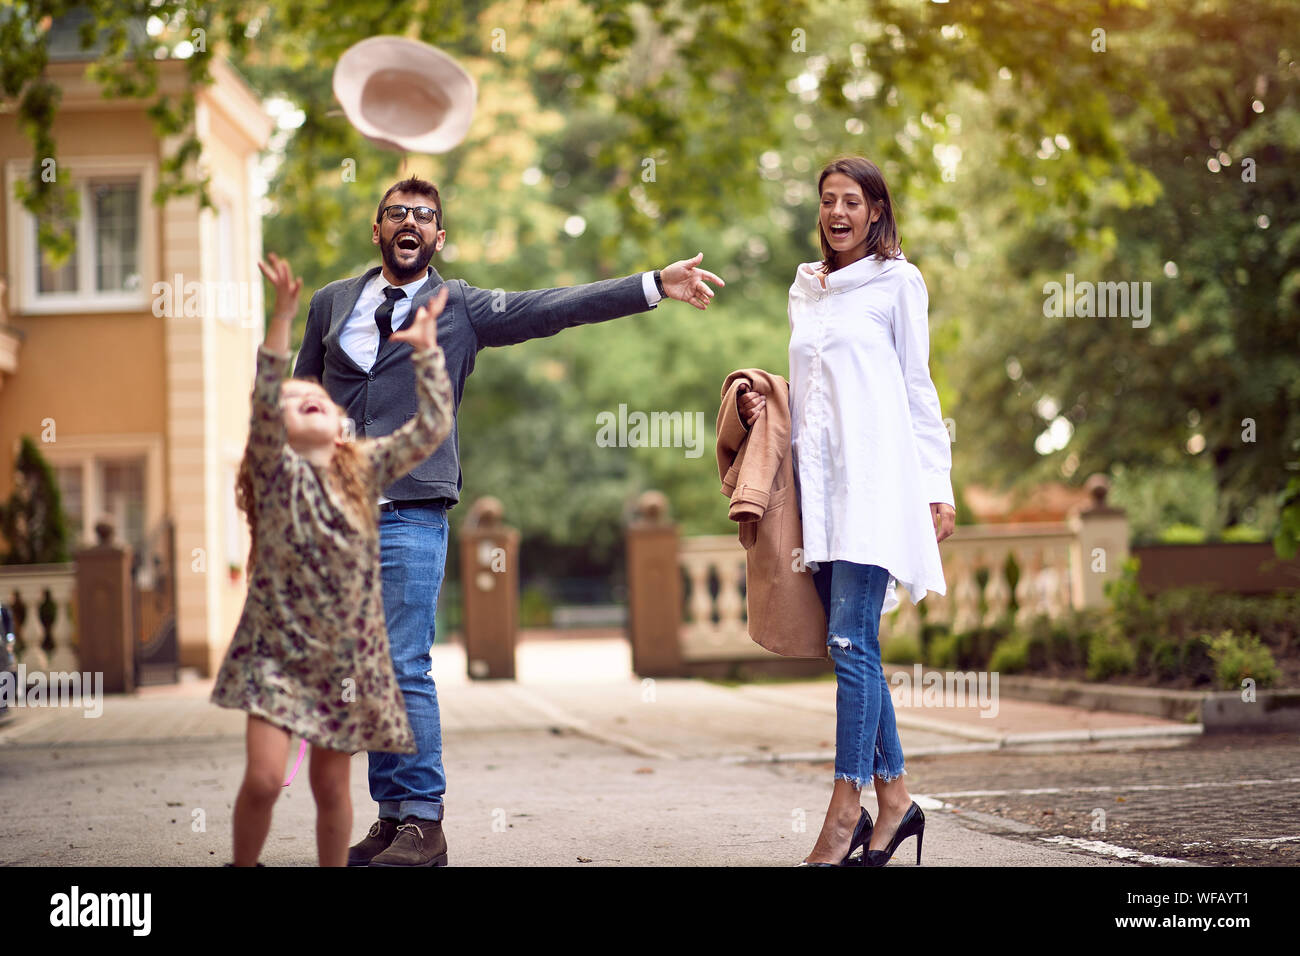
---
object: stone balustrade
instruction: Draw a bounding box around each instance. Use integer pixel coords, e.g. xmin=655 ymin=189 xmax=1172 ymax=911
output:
xmin=1 ymin=564 xmax=79 ymax=672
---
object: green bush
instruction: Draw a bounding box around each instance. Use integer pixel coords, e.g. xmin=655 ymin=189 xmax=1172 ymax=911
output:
xmin=926 ymin=631 xmax=960 ymax=669
xmin=519 ymin=585 xmax=554 ymax=628
xmin=990 ymin=634 xmax=1030 ymax=674
xmin=1204 ymin=630 xmax=1281 ymax=690
xmin=1179 ymin=635 xmax=1215 ymax=684
xmin=1087 ymin=628 xmax=1136 ymax=680
xmin=1220 ymin=524 xmax=1267 ymax=543
xmin=1276 ymin=474 xmax=1300 ymax=559
xmin=1157 ymin=523 xmax=1208 ymax=544
xmin=953 ymin=624 xmax=1011 ymax=669
xmin=918 ymin=621 xmax=950 ymax=662
xmin=1148 ymin=639 xmax=1182 ymax=680
xmin=0 ymin=435 xmax=71 ymax=565
xmin=882 ymin=633 xmax=921 ymax=664
xmin=1025 ymin=626 xmax=1051 ymax=670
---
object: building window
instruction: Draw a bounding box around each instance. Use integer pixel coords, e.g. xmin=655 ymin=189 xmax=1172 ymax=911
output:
xmin=93 ymin=179 xmax=141 ymax=292
xmin=53 ymin=457 xmax=147 ymax=556
xmin=34 ymin=177 xmax=142 ymax=297
xmin=6 ymin=158 xmax=156 ymax=314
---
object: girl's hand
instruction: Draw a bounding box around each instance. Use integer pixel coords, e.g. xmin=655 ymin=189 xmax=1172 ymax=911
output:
xmin=389 ymin=286 xmax=448 ymax=352
xmin=932 ymin=503 xmax=956 ymax=542
xmin=738 ymin=386 xmax=765 ymax=428
xmin=257 ymin=253 xmax=302 ymax=325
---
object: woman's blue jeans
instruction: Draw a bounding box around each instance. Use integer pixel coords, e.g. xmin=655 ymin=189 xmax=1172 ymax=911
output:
xmin=812 ymin=560 xmax=906 ymax=788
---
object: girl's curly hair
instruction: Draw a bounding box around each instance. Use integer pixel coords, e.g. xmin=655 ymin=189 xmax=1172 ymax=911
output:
xmin=235 ymin=383 xmax=377 ymax=577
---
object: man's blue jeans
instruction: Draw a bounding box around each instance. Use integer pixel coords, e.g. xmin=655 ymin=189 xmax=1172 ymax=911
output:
xmin=812 ymin=560 xmax=907 ymax=788
xmin=372 ymin=503 xmax=448 ymax=822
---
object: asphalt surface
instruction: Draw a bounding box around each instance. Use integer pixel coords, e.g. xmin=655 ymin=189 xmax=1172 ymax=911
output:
xmin=1 ymin=637 xmax=1292 ymax=868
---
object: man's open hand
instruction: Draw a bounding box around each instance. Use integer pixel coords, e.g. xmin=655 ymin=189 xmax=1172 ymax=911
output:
xmin=660 ymin=253 xmax=725 ymax=310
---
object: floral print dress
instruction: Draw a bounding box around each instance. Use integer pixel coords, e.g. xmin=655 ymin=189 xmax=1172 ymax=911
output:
xmin=211 ymin=343 xmax=453 ymax=753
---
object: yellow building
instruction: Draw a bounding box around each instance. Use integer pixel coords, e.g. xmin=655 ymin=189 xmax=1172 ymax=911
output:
xmin=0 ymin=45 xmax=272 ymax=676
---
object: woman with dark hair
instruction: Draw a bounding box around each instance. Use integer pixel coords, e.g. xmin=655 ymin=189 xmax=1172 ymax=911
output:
xmin=740 ymin=156 xmax=956 ymax=866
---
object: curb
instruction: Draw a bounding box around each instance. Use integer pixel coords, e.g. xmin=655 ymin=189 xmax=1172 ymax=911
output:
xmin=723 ymin=723 xmax=1204 ymax=766
xmin=1201 ymin=690 xmax=1300 ymax=733
xmin=887 ymin=666 xmax=1300 ymax=735
xmin=944 ymin=672 xmax=1204 ymax=723
xmin=992 ymin=674 xmax=1300 ymax=734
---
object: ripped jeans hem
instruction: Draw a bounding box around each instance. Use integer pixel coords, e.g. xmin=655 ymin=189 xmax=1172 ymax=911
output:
xmin=834 ymin=768 xmax=907 ymax=789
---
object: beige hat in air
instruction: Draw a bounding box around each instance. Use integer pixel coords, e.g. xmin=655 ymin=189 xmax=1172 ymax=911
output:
xmin=333 ymin=36 xmax=477 ymax=153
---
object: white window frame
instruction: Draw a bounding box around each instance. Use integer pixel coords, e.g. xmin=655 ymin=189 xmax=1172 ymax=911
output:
xmin=202 ymin=176 xmax=245 ymax=328
xmin=5 ymin=156 xmax=158 ymax=315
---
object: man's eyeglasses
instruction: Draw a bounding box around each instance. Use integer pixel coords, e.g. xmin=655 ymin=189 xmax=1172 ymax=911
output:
xmin=379 ymin=204 xmax=440 ymax=228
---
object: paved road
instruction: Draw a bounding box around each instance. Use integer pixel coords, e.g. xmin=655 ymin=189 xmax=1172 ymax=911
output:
xmin=856 ymin=732 xmax=1300 ymax=868
xmin=2 ymin=637 xmax=1287 ymax=867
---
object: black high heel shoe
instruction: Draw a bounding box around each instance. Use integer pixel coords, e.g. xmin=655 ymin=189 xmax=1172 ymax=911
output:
xmin=863 ymin=801 xmax=924 ymax=867
xmin=796 ymin=806 xmax=873 ymax=867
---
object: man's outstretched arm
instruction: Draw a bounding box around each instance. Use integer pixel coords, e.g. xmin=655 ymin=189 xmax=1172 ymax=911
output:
xmin=466 ymin=253 xmax=724 ymax=349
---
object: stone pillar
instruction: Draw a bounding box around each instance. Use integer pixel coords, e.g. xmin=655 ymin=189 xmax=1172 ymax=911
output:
xmin=625 ymin=491 xmax=683 ymax=677
xmin=1069 ymin=474 xmax=1130 ymax=610
xmin=75 ymin=519 xmax=135 ymax=693
xmin=458 ymin=497 xmax=519 ymax=680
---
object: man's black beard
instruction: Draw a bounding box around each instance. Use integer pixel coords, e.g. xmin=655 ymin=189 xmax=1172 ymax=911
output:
xmin=381 ymin=234 xmax=436 ymax=283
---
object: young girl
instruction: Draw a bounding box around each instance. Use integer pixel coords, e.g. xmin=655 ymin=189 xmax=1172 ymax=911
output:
xmin=211 ymin=253 xmax=454 ymax=866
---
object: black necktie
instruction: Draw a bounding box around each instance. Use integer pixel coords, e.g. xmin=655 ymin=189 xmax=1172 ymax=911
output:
xmin=374 ymin=286 xmax=406 ymax=347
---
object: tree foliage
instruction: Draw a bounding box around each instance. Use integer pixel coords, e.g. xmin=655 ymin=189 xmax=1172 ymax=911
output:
xmin=3 ymin=0 xmax=1296 ymax=560
xmin=0 ymin=436 xmax=72 ymax=565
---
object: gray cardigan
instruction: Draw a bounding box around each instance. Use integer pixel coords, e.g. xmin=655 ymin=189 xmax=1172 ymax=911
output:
xmin=293 ymin=265 xmax=654 ymax=505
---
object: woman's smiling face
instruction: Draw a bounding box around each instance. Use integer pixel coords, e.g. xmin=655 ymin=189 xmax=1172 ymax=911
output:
xmin=819 ymin=172 xmax=880 ymax=265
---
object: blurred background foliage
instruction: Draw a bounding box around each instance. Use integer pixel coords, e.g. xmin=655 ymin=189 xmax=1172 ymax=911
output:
xmin=6 ymin=0 xmax=1299 ymax=584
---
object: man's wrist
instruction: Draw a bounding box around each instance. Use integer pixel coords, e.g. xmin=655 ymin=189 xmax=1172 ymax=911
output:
xmin=654 ymin=269 xmax=665 ymax=297
xmin=641 ymin=270 xmax=663 ymax=306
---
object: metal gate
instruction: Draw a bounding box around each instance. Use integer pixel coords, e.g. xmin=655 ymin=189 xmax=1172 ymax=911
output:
xmin=133 ymin=519 xmax=178 ymax=685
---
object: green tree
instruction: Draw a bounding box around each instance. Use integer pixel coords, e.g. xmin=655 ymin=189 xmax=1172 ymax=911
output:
xmin=0 ymin=436 xmax=72 ymax=565
xmin=10 ymin=0 xmax=1293 ymax=556
xmin=941 ymin=1 xmax=1299 ymax=531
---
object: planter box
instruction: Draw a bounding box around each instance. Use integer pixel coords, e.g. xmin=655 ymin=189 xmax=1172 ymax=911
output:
xmin=1131 ymin=543 xmax=1300 ymax=595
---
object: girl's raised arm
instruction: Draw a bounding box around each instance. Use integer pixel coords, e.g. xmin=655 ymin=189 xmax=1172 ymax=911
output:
xmin=244 ymin=254 xmax=303 ymax=479
xmin=366 ymin=290 xmax=455 ymax=491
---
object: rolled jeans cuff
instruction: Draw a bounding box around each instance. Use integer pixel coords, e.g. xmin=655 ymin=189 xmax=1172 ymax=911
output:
xmin=381 ymin=799 xmax=444 ymax=823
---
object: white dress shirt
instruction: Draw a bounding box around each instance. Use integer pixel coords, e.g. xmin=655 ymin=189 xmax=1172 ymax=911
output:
xmin=339 ymin=269 xmax=662 ymax=504
xmin=338 ymin=271 xmax=439 ymax=373
xmin=787 ymin=253 xmax=953 ymax=613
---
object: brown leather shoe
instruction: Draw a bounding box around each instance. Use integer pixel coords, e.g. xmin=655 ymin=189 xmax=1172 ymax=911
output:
xmin=347 ymin=818 xmax=401 ymax=867
xmin=367 ymin=816 xmax=448 ymax=867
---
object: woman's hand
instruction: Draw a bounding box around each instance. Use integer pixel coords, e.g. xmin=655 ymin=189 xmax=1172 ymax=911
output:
xmin=931 ymin=503 xmax=956 ymax=542
xmin=738 ymin=386 xmax=765 ymax=428
xmin=389 ymin=286 xmax=448 ymax=352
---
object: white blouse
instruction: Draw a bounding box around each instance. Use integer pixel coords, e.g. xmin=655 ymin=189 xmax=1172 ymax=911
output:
xmin=787 ymin=253 xmax=953 ymax=613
